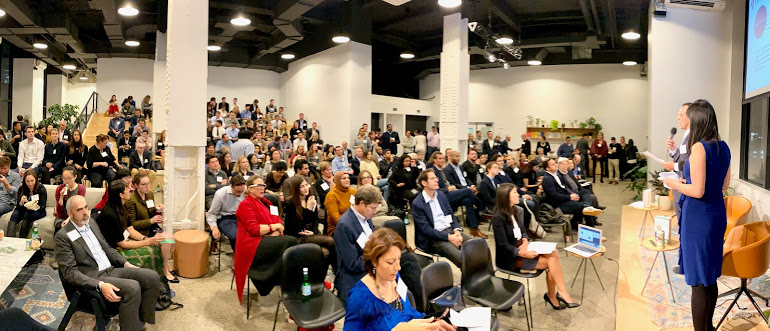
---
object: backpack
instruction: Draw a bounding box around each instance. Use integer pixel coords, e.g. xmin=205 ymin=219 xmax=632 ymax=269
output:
xmin=155 ymin=279 xmax=183 ymax=311
xmin=538 ymin=203 xmax=565 ymax=224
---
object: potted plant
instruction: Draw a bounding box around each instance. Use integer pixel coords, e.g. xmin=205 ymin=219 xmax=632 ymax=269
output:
xmin=649 ymin=170 xmax=672 ymax=210
xmin=579 ymin=121 xmax=587 ymax=132
xmin=624 ymin=165 xmax=648 ymax=201
xmin=594 ymin=123 xmax=603 ymax=133
xmin=41 ymin=104 xmax=84 ymax=129
xmin=535 ymin=118 xmax=542 ymax=127
xmin=561 ymin=122 xmax=566 ymax=128
xmin=549 ymin=120 xmax=560 ymax=131
xmin=526 ymin=115 xmax=534 ymax=127
xmin=585 ymin=117 xmax=596 ymax=129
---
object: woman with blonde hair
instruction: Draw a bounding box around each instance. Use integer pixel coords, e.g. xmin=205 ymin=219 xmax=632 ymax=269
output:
xmin=232 ymin=156 xmax=255 ymax=180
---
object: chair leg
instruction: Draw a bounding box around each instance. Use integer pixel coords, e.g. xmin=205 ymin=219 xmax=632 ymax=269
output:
xmin=58 ymin=293 xmax=80 ymax=331
xmin=246 ymin=278 xmax=251 ymax=320
xmin=748 ymin=289 xmax=770 ymax=306
xmin=272 ymin=299 xmax=282 ymax=331
xmin=231 ymin=272 xmax=235 ymax=290
xmin=746 ymin=291 xmax=770 ymax=326
xmin=92 ymin=298 xmax=106 ymax=331
xmin=217 ymin=239 xmax=222 ymax=272
xmin=716 ymin=287 xmax=745 ymax=329
xmin=525 ymin=278 xmax=533 ymax=330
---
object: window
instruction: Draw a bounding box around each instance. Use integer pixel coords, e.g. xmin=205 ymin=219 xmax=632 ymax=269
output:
xmin=741 ymin=97 xmax=770 ymax=187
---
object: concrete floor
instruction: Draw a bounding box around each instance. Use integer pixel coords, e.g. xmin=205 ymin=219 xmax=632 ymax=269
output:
xmin=143 ymin=181 xmax=633 ymax=331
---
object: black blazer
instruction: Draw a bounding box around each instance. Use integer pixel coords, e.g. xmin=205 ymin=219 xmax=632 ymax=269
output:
xmin=542 ymin=172 xmax=573 ymax=207
xmin=442 ymin=164 xmax=469 ymax=189
xmin=332 ymin=208 xmax=375 ymax=302
xmin=491 ymin=210 xmax=527 ymax=271
xmin=43 ymin=142 xmax=67 ymax=172
xmin=411 ymin=190 xmax=461 ymax=252
xmin=129 ymin=150 xmax=154 ymax=170
xmin=388 ymin=167 xmax=418 ymax=196
xmin=478 ymin=176 xmax=499 ymax=211
xmin=381 ymin=131 xmax=400 ymax=154
xmin=482 ymin=140 xmax=497 ymax=156
xmin=461 ymin=160 xmax=481 ymax=186
xmin=282 ymin=200 xmax=319 ymax=238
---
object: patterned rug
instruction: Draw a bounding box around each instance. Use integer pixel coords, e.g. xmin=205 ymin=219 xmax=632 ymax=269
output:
xmin=640 ymin=228 xmax=770 ymax=329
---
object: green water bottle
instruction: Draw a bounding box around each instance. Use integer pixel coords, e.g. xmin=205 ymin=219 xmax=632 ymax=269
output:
xmin=404 ymin=214 xmax=409 ymax=225
xmin=301 ymin=267 xmax=311 ymax=297
xmin=31 ymin=223 xmax=39 ymax=242
xmin=156 ymin=184 xmax=161 ymax=192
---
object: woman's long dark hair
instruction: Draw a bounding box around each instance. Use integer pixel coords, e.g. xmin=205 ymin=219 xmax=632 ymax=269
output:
xmin=68 ymin=129 xmax=86 ymax=154
xmin=686 ymin=99 xmax=721 ymax=151
xmin=493 ymin=183 xmax=519 ymax=224
xmin=107 ymin=180 xmax=128 ymax=212
xmin=288 ymin=176 xmax=309 ymax=221
xmin=21 ymin=169 xmax=39 ymax=195
xmin=397 ymin=154 xmax=412 ymax=169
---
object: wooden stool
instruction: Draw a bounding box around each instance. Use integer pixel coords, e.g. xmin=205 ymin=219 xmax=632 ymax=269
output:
xmin=634 ymin=205 xmax=661 ymax=238
xmin=568 ymin=245 xmax=606 ymax=304
xmin=641 ymin=236 xmax=680 ymax=303
xmin=173 ymin=230 xmax=209 ymax=278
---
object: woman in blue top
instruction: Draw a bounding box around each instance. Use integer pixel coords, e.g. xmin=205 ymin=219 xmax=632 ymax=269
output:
xmin=663 ymin=100 xmax=730 ymax=331
xmin=344 ymin=228 xmax=455 ymax=331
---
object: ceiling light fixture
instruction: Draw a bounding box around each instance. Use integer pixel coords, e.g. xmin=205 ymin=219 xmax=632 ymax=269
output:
xmin=230 ymin=16 xmax=251 ymax=26
xmin=62 ymin=64 xmax=77 ymax=70
xmin=495 ymin=37 xmax=513 ymax=45
xmin=487 ymin=53 xmax=497 ymax=62
xmin=400 ymin=52 xmax=415 ymax=59
xmin=33 ymin=43 xmax=48 ymax=49
xmin=207 ymin=45 xmax=221 ymax=51
xmin=281 ymin=54 xmax=296 ymax=60
xmin=621 ymin=31 xmax=641 ymax=40
xmin=623 ymin=61 xmax=638 ymax=66
xmin=117 ymin=4 xmax=139 ymax=16
xmin=125 ymin=40 xmax=140 ymax=47
xmin=79 ymin=75 xmax=88 ymax=80
xmin=0 ymin=9 xmax=6 ymax=17
xmin=438 ymin=0 xmax=462 ymax=8
xmin=332 ymin=35 xmax=350 ymax=43
xmin=527 ymin=60 xmax=542 ymax=66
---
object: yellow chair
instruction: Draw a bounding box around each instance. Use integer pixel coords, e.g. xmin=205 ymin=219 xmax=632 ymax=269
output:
xmin=716 ymin=221 xmax=770 ymax=329
xmin=724 ymin=196 xmax=751 ymax=240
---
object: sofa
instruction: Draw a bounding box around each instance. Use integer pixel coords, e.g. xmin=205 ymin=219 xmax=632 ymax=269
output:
xmin=0 ymin=185 xmax=106 ymax=250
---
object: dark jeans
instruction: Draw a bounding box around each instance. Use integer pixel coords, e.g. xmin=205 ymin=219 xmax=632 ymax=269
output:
xmin=37 ymin=165 xmax=62 ymax=184
xmin=592 ymin=157 xmax=608 ymax=182
xmin=7 ymin=207 xmax=46 ymax=238
xmin=430 ymin=228 xmax=472 ymax=268
xmin=89 ymin=168 xmax=115 ymax=188
xmin=427 ymin=146 xmax=439 ymax=159
xmin=445 ymin=188 xmax=480 ymax=229
xmin=217 ymin=215 xmax=238 ymax=249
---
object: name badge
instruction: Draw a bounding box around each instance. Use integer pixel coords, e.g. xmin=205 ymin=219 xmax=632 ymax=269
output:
xmin=216 ymin=176 xmax=223 ymax=182
xmin=243 ymin=175 xmax=250 ymax=181
xmin=513 ymin=225 xmax=522 ymax=239
xmin=396 ymin=277 xmax=408 ymax=301
xmin=101 ymin=151 xmax=108 ymax=157
xmin=67 ymin=230 xmax=81 ymax=242
xmin=320 ymin=182 xmax=330 ymax=191
xmin=680 ymin=144 xmax=687 ymax=154
xmin=514 ymin=167 xmax=520 ymax=173
xmin=349 ymin=195 xmax=356 ymax=205
xmin=53 ymin=149 xmax=57 ymax=155
xmin=62 ymin=187 xmax=69 ymax=196
xmin=463 ymin=171 xmax=467 ymax=177
xmin=363 ymin=140 xmax=368 ymax=144
xmin=405 ymin=167 xmax=411 ymax=172
xmin=269 ymin=205 xmax=279 ymax=216
xmin=390 ymin=138 xmax=395 ymax=142
xmin=158 ymin=142 xmax=163 ymax=146
xmin=356 ymin=232 xmax=369 ymax=249
xmin=146 ymin=199 xmax=155 ymax=208
xmin=597 ymin=144 xmax=602 ymax=148
xmin=63 ymin=135 xmax=68 ymax=140
xmin=31 ymin=194 xmax=39 ymax=201
xmin=123 ymin=229 xmax=130 ymax=240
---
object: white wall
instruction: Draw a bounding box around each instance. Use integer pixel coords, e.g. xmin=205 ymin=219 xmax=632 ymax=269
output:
xmin=46 ymin=74 xmax=66 ymax=109
xmin=96 ymin=58 xmax=154 ymax=112
xmin=66 ymin=82 xmax=97 ymax=109
xmin=12 ymin=58 xmax=46 ymax=125
xmin=420 ymin=63 xmax=650 ymax=149
xmin=207 ymin=66 xmax=280 ymax=110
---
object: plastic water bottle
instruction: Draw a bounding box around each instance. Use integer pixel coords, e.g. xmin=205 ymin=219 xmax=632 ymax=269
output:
xmin=156 ymin=184 xmax=161 ymax=192
xmin=404 ymin=214 xmax=409 ymax=225
xmin=301 ymin=268 xmax=311 ymax=297
xmin=31 ymin=223 xmax=39 ymax=242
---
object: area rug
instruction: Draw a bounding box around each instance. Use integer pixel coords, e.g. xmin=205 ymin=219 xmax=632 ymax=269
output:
xmin=640 ymin=227 xmax=770 ymax=329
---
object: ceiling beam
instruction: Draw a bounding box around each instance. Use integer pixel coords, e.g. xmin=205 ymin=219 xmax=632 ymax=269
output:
xmin=0 ymin=0 xmax=40 ymax=26
xmin=372 ymin=33 xmax=417 ymax=50
xmin=483 ymin=0 xmax=521 ymax=33
xmin=210 ymin=2 xmax=274 ymax=17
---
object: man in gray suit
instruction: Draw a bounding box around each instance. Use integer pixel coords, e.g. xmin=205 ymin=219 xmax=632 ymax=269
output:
xmin=661 ymin=102 xmax=691 ymax=274
xmin=576 ymin=133 xmax=590 ymax=177
xmin=55 ymin=195 xmax=161 ymax=331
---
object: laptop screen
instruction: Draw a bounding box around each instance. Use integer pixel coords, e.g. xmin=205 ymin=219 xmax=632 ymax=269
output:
xmin=578 ymin=225 xmax=602 ymax=249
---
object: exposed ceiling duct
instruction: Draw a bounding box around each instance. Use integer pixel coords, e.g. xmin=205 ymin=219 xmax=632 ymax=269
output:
xmin=251 ymin=0 xmax=325 ymax=61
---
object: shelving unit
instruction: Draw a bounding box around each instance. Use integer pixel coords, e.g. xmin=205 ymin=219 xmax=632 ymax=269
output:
xmin=525 ymin=127 xmax=597 ymax=140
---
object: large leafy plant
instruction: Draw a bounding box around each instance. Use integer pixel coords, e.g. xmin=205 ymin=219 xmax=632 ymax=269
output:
xmin=40 ymin=104 xmax=84 ymax=129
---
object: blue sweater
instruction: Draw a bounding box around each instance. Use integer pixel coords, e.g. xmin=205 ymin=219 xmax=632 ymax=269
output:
xmin=343 ymin=276 xmax=423 ymax=331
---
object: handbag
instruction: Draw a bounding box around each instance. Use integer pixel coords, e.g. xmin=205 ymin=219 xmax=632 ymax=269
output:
xmin=429 ymin=285 xmax=464 ymax=312
xmin=524 ymin=200 xmax=547 ymax=239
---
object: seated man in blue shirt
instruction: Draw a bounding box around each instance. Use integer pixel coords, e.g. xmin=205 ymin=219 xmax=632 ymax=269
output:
xmin=206 ymin=175 xmax=246 ymax=249
xmin=331 ymin=146 xmax=357 ymax=182
xmin=215 ymin=134 xmax=232 ymax=155
xmin=431 ymin=152 xmax=486 ymax=238
xmin=557 ymin=136 xmax=575 ymax=158
xmin=412 ymin=169 xmax=471 ymax=268
xmin=107 ymin=112 xmax=125 ymax=141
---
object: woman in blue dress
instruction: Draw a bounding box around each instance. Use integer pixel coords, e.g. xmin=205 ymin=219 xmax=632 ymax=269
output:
xmin=663 ymin=99 xmax=730 ymax=331
xmin=344 ymin=228 xmax=455 ymax=331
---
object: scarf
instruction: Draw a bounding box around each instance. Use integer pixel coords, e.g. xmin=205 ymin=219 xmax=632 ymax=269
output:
xmin=333 ymin=171 xmax=349 ymax=193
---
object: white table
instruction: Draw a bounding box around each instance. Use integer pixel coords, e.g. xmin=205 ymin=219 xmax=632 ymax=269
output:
xmin=0 ymin=237 xmax=38 ymax=293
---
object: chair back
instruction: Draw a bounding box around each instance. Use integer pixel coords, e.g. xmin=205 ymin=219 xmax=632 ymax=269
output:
xmin=420 ymin=261 xmax=461 ymax=313
xmin=58 ymin=269 xmax=77 ymax=302
xmin=281 ymin=243 xmax=327 ymax=298
xmin=722 ymin=221 xmax=770 ymax=279
xmin=460 ymin=238 xmax=495 ymax=298
xmin=264 ymin=193 xmax=281 ymax=210
xmin=724 ymin=196 xmax=751 ymax=239
xmin=383 ymin=219 xmax=407 ymax=242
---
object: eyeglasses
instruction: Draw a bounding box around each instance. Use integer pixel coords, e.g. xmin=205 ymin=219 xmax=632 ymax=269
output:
xmin=360 ymin=176 xmax=372 ymax=180
xmin=249 ymin=183 xmax=266 ymax=188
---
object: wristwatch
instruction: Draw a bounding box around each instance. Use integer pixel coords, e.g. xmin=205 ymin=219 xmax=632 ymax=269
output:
xmin=97 ymin=281 xmax=104 ymax=292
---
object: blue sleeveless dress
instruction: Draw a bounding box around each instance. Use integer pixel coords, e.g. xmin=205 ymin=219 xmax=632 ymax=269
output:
xmin=678 ymin=140 xmax=730 ymax=286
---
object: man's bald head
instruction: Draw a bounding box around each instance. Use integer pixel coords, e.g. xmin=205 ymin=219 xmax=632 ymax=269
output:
xmin=66 ymin=195 xmax=90 ymax=226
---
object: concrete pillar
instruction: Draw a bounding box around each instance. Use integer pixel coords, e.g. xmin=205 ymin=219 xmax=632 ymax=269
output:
xmin=152 ymin=31 xmax=168 ymax=135
xmin=46 ymin=74 xmax=68 ymax=108
xmin=164 ymin=0 xmax=208 ymax=230
xmin=12 ymin=59 xmax=47 ymax=125
xmin=439 ymin=13 xmax=470 ymax=155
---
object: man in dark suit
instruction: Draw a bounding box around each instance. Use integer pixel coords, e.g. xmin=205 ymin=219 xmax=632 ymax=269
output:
xmin=332 ymin=185 xmax=380 ymax=303
xmin=517 ymin=133 xmax=532 ymax=157
xmin=482 ymin=131 xmax=497 ymax=157
xmin=38 ymin=128 xmax=67 ymax=184
xmin=412 ymin=169 xmax=471 ymax=268
xmin=576 ymin=133 xmax=590 ymax=177
xmin=461 ymin=149 xmax=482 ymax=186
xmin=305 ymin=122 xmax=320 ymax=140
xmin=542 ymin=158 xmax=593 ymax=230
xmin=55 ymin=195 xmax=161 ymax=331
xmin=294 ymin=113 xmax=308 ymax=131
xmin=218 ymin=97 xmax=230 ymax=113
xmin=380 ymin=124 xmax=400 ymax=155
xmin=128 ymin=142 xmax=156 ymax=183
xmin=443 ymin=150 xmax=474 ymax=191
xmin=431 ymin=152 xmax=486 ymax=238
xmin=58 ymin=120 xmax=72 ymax=144
xmin=498 ymin=135 xmax=513 ymax=155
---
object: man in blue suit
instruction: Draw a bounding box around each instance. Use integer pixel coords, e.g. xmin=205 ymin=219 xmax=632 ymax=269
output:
xmin=412 ymin=169 xmax=472 ymax=268
xmin=432 ymin=152 xmax=486 ymax=238
xmin=332 ymin=185 xmax=381 ymax=302
xmin=381 ymin=124 xmax=400 ymax=155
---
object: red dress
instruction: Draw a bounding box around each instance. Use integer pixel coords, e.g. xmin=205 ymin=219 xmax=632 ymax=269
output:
xmin=108 ymin=103 xmax=119 ymax=115
xmin=234 ymin=194 xmax=283 ymax=302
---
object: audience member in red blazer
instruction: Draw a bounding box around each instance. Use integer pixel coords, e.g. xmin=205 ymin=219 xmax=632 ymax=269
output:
xmin=234 ymin=175 xmax=297 ymax=303
xmin=589 ymin=132 xmax=608 ymax=183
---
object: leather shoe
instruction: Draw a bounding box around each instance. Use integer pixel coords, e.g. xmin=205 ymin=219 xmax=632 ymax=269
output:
xmin=597 ymin=205 xmax=606 ymax=210
xmin=672 ymin=265 xmax=680 ymax=274
xmin=469 ymin=228 xmax=488 ymax=239
xmin=166 ymin=275 xmax=180 ymax=283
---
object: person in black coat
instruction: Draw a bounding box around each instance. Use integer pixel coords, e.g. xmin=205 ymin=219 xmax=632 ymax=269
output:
xmin=478 ymin=163 xmax=501 ymax=213
xmin=542 ymin=158 xmax=593 ymax=230
xmin=284 ymin=176 xmax=336 ymax=270
xmin=491 ymin=183 xmax=578 ymax=309
xmin=117 ymin=130 xmax=135 ymax=161
xmin=461 ymin=149 xmax=482 ymax=186
xmin=129 ymin=143 xmax=154 ymax=172
xmin=387 ymin=154 xmax=418 ymax=209
xmin=86 ymin=135 xmax=121 ymax=188
xmin=482 ymin=131 xmax=498 ymax=157
xmin=38 ymin=128 xmax=67 ymax=184
xmin=380 ymin=124 xmax=400 ymax=155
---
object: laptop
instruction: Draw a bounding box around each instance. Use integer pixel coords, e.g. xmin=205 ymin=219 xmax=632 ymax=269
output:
xmin=565 ymin=225 xmax=603 ymax=257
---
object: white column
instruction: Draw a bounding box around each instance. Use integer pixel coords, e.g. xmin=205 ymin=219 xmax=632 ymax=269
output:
xmin=46 ymin=74 xmax=67 ymax=108
xmin=12 ymin=59 xmax=47 ymax=125
xmin=164 ymin=0 xmax=208 ymax=230
xmin=439 ymin=13 xmax=470 ymax=155
xmin=152 ymin=31 xmax=168 ymax=135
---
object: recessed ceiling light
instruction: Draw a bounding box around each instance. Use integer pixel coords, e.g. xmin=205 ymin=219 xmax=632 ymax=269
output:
xmin=117 ymin=4 xmax=139 ymax=16
xmin=207 ymin=45 xmax=221 ymax=51
xmin=230 ymin=16 xmax=251 ymax=26
xmin=438 ymin=0 xmax=462 ymax=8
xmin=400 ymin=52 xmax=415 ymax=59
xmin=281 ymin=54 xmax=296 ymax=59
xmin=621 ymin=31 xmax=641 ymax=40
xmin=62 ymin=64 xmax=77 ymax=70
xmin=0 ymin=9 xmax=6 ymax=17
xmin=495 ymin=37 xmax=513 ymax=45
xmin=623 ymin=61 xmax=638 ymax=66
xmin=79 ymin=75 xmax=88 ymax=80
xmin=33 ymin=43 xmax=48 ymax=49
xmin=527 ymin=60 xmax=542 ymax=66
xmin=125 ymin=40 xmax=140 ymax=47
xmin=332 ymin=35 xmax=350 ymax=43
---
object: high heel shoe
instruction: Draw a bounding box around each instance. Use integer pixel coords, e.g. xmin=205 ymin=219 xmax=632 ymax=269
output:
xmin=543 ymin=293 xmax=566 ymax=310
xmin=556 ymin=293 xmax=580 ymax=308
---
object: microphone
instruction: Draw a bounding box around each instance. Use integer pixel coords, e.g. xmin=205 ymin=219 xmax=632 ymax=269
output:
xmin=669 ymin=127 xmax=677 ymax=138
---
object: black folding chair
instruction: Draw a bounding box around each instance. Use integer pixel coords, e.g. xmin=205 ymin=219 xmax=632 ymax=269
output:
xmin=382 ymin=219 xmax=433 ymax=268
xmin=58 ymin=270 xmax=119 ymax=331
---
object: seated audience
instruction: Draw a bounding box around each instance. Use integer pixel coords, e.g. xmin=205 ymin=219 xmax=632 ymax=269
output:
xmin=283 ymin=176 xmax=336 ymax=265
xmin=522 ymin=159 xmax=542 ymax=194
xmin=118 ymin=130 xmax=135 ymax=161
xmin=132 ymin=118 xmax=150 ymax=138
xmin=65 ymin=130 xmax=88 ymax=180
xmin=332 ymin=146 xmax=354 ymax=176
xmin=35 ymin=125 xmax=48 ymax=144
xmin=431 ymin=152 xmax=486 ymax=238
xmin=263 ymin=150 xmax=282 ymax=174
xmin=38 ymin=128 xmax=66 ymax=184
xmin=205 ymin=154 xmax=229 ymax=209
xmin=207 ymin=175 xmax=246 ymax=249
xmin=87 ymin=134 xmax=121 ymax=188
xmin=219 ymin=151 xmax=233 ymax=177
xmin=387 ymin=154 xmax=418 ymax=210
xmin=55 ymin=195 xmax=162 ymax=331
xmin=0 ymin=130 xmax=17 ymax=166
xmin=479 ymin=162 xmax=500 ymax=212
xmin=311 ymin=161 xmax=334 ymax=234
xmin=215 ymin=134 xmax=232 ymax=155
xmin=360 ymin=151 xmax=389 ymax=197
xmin=54 ymin=166 xmax=86 ymax=234
xmin=325 ymin=171 xmax=356 ymax=236
xmin=142 ymin=95 xmax=152 ymax=118
xmin=412 ymin=169 xmax=472 ymax=268
xmin=129 ymin=142 xmax=156 ymax=180
xmin=343 ymin=227 xmax=454 ymax=331
xmin=17 ymin=126 xmax=45 ymax=175
xmin=91 ymin=168 xmax=133 ymax=220
xmin=557 ymin=136 xmax=575 ymax=158
xmin=6 ymin=169 xmax=46 ymax=238
xmin=234 ymin=175 xmax=298 ymax=302
xmin=135 ymin=129 xmax=153 ymax=148
xmin=108 ymin=112 xmax=125 ymax=140
xmin=264 ymin=161 xmax=288 ymax=200
xmin=542 ymin=158 xmax=594 ymax=230
xmin=232 ymin=156 xmax=255 ymax=180
xmin=461 ymin=149 xmax=481 ymax=186
xmin=491 ymin=183 xmax=579 ymax=309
